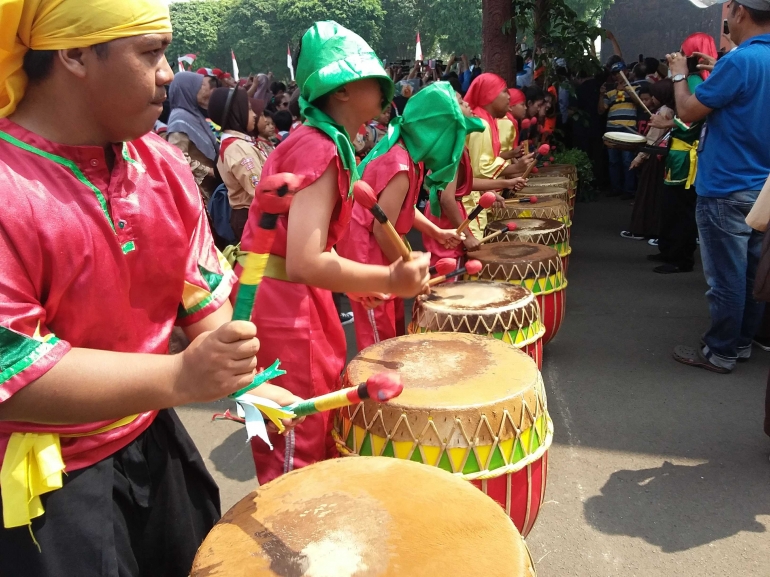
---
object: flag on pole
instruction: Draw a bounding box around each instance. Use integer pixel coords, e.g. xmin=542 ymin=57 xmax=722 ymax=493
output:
xmin=287 ymin=45 xmax=295 ymax=81
xmin=231 ymin=49 xmax=240 ymax=82
xmin=415 ymin=32 xmax=423 ymax=61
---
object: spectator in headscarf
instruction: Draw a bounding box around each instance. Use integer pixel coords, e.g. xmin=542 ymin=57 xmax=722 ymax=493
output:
xmin=167 ymin=71 xmax=219 ymax=199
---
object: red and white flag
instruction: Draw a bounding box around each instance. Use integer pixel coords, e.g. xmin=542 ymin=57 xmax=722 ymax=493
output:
xmin=286 ymin=45 xmax=295 ymax=81
xmin=231 ymin=49 xmax=240 ymax=81
xmin=177 ymin=53 xmax=196 ymax=72
xmin=415 ymin=32 xmax=423 ymax=62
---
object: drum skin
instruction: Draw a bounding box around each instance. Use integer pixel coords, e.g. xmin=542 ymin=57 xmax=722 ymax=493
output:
xmin=408 ymin=281 xmax=545 ymax=369
xmin=484 ymin=218 xmax=571 ymax=275
xmin=190 ymin=458 xmax=538 ymax=576
xmin=516 ymin=184 xmax=570 ymax=207
xmin=531 ymin=165 xmax=577 ymax=217
xmin=335 ymin=334 xmax=552 ymax=537
xmin=488 ymin=198 xmax=571 ymax=240
xmin=467 ymin=242 xmax=567 ymax=345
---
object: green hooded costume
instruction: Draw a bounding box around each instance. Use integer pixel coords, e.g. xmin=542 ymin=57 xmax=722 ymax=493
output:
xmin=296 ymin=21 xmax=394 ymax=193
xmin=359 ymin=81 xmax=484 ymax=217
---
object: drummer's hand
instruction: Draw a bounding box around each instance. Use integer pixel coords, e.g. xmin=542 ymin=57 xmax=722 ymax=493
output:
xmin=492 ymin=193 xmax=506 ymax=209
xmin=649 ymin=114 xmax=674 ymax=130
xmin=388 ymin=251 xmax=431 ymax=297
xmin=513 ymin=144 xmax=525 ymax=159
xmin=513 ymin=153 xmax=536 ymax=173
xmin=347 ymin=291 xmax=389 ymax=310
xmin=463 ymin=235 xmax=481 ymax=252
xmin=599 ymin=84 xmax=607 ymax=96
xmin=505 ymin=177 xmax=528 ymax=191
xmin=694 ymin=50 xmax=717 ymax=72
xmin=629 ymin=156 xmax=644 ymax=170
xmin=258 ymin=383 xmax=306 ymax=433
xmin=435 ymin=228 xmax=464 ymax=249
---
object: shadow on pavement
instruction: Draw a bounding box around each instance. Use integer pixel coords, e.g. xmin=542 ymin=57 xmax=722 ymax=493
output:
xmin=584 ymin=459 xmax=770 ymax=552
xmin=209 ymin=427 xmax=258 ymax=482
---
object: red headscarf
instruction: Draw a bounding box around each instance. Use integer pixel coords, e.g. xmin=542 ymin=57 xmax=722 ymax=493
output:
xmin=464 ymin=73 xmax=508 ymax=157
xmin=505 ymin=88 xmax=526 ymax=145
xmin=681 ymin=32 xmax=718 ymax=80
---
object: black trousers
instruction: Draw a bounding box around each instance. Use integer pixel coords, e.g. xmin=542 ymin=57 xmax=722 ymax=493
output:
xmin=658 ymin=184 xmax=698 ymax=269
xmin=0 ymin=410 xmax=220 ymax=577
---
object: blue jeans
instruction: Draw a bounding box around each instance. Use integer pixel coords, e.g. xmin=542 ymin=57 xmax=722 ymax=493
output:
xmin=608 ymin=147 xmax=637 ymax=195
xmin=696 ymin=190 xmax=765 ymax=370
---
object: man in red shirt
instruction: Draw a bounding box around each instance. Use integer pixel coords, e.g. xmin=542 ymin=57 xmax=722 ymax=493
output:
xmin=0 ymin=1 xmax=299 ymax=575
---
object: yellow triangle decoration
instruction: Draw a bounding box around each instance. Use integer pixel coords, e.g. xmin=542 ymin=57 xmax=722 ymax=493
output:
xmin=520 ymin=428 xmax=532 ymax=455
xmin=475 ymin=444 xmax=492 ymax=470
xmin=371 ymin=434 xmax=387 ymax=457
xmin=499 ymin=437 xmax=514 ymax=465
xmin=393 ymin=440 xmax=413 ymax=460
xmin=447 ymin=447 xmax=467 ymax=473
xmin=353 ymin=425 xmax=366 ymax=452
xmin=422 ymin=445 xmax=441 ymax=467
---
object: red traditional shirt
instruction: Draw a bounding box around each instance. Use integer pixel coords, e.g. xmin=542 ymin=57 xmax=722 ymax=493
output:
xmin=0 ymin=118 xmax=235 ymax=472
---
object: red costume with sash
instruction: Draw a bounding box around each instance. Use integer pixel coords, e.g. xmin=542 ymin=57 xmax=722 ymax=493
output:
xmin=237 ymin=125 xmax=352 ymax=484
xmin=336 ymin=144 xmax=423 ymax=351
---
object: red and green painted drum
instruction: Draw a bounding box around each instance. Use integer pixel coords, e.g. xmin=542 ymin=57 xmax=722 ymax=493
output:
xmin=484 ymin=217 xmax=571 ymax=274
xmin=530 ymin=164 xmax=577 ymax=217
xmin=408 ymin=281 xmax=545 ymax=369
xmin=467 ymin=242 xmax=566 ymax=345
xmin=191 ymin=457 xmax=538 ymax=576
xmin=335 ymin=333 xmax=552 ymax=538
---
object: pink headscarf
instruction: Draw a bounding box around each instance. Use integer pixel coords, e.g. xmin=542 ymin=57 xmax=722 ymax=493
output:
xmin=682 ymin=33 xmax=718 ymax=80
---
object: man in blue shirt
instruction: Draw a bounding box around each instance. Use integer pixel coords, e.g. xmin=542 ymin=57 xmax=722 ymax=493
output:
xmin=670 ymin=0 xmax=770 ymax=373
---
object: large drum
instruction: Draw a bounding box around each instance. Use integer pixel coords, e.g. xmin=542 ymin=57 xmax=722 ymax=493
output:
xmin=516 ymin=185 xmax=570 ymax=207
xmin=468 ymin=242 xmax=566 ymax=345
xmin=191 ymin=458 xmax=537 ymax=576
xmin=531 ymin=165 xmax=577 ymax=216
xmin=484 ymin=217 xmax=572 ymax=274
xmin=488 ymin=198 xmax=571 ymax=235
xmin=408 ymin=281 xmax=545 ymax=368
xmin=335 ymin=334 xmax=552 ymax=538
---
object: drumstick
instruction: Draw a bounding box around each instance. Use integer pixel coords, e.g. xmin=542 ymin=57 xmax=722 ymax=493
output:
xmin=520 ymin=118 xmax=531 ymax=154
xmin=509 ymin=196 xmax=539 ymax=205
xmin=522 ymin=144 xmax=552 ymax=179
xmin=429 ymin=257 xmax=457 ymax=276
xmin=353 ymin=180 xmax=411 ymax=262
xmin=618 ymin=70 xmax=653 ymax=116
xmin=429 ymin=259 xmax=483 ymax=286
xmin=479 ymin=221 xmax=518 ymax=244
xmin=283 ymin=372 xmax=403 ymax=417
xmin=457 ymin=192 xmax=496 ymax=235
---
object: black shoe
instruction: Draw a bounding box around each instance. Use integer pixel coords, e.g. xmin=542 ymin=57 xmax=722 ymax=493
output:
xmin=654 ymin=264 xmax=693 ymax=274
xmin=339 ymin=311 xmax=354 ymax=325
xmin=753 ymin=336 xmax=770 ymax=352
xmin=647 ymin=253 xmax=667 ymax=262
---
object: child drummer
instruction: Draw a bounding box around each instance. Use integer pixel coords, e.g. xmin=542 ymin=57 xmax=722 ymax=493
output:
xmin=337 ymin=82 xmax=476 ymax=351
xmin=0 ymin=0 xmax=301 ymax=573
xmin=423 ymin=92 xmax=528 ymax=265
xmin=238 ymin=21 xmax=430 ymax=484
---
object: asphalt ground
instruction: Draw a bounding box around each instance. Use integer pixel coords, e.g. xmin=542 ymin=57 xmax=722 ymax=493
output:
xmin=178 ymin=196 xmax=770 ymax=576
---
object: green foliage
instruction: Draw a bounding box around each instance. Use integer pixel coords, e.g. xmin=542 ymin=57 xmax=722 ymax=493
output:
xmin=554 ymin=148 xmax=596 ymax=200
xmin=167 ymin=0 xmax=226 ymax=69
xmin=564 ymin=0 xmax=614 ymax=23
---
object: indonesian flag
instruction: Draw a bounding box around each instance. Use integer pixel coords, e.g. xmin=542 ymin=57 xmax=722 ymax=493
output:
xmin=415 ymin=32 xmax=423 ymax=62
xmin=177 ymin=53 xmax=196 ymax=72
xmin=287 ymin=45 xmax=295 ymax=81
xmin=231 ymin=49 xmax=240 ymax=82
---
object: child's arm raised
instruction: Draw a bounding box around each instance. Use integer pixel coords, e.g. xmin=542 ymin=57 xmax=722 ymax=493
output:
xmin=285 ymin=162 xmax=430 ymax=297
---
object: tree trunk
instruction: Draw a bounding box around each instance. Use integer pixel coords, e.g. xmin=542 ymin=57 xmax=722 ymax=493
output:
xmin=481 ymin=0 xmax=515 ymax=85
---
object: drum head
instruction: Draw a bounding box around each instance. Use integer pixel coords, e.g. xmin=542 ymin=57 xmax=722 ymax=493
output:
xmin=347 ymin=333 xmax=538 ymax=410
xmin=523 ymin=177 xmax=569 ymax=188
xmin=472 ymin=242 xmax=562 ymax=283
xmin=604 ymin=131 xmax=646 ymax=145
xmin=422 ymin=281 xmax=531 ymax=314
xmin=486 ymin=218 xmax=563 ymax=235
xmin=191 ymin=458 xmax=536 ymax=577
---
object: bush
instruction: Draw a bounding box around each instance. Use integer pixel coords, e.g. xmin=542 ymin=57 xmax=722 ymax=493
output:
xmin=553 ymin=148 xmax=596 ymax=201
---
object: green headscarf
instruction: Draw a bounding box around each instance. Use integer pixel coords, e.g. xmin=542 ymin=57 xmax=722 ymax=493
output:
xmin=296 ymin=21 xmax=395 ymax=194
xmin=360 ymin=81 xmax=484 ymax=217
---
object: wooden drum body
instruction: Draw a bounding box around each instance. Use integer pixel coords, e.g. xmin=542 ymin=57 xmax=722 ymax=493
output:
xmin=488 ymin=198 xmax=571 ymax=240
xmin=468 ymin=242 xmax=566 ymax=345
xmin=484 ymin=218 xmax=571 ymax=274
xmin=335 ymin=334 xmax=552 ymax=537
xmin=408 ymin=281 xmax=545 ymax=368
xmin=531 ymin=166 xmax=577 ymax=216
xmin=516 ymin=185 xmax=570 ymax=211
xmin=191 ymin=458 xmax=537 ymax=576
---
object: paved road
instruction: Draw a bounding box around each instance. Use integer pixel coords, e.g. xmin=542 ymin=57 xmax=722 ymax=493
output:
xmin=178 ymin=197 xmax=770 ymax=576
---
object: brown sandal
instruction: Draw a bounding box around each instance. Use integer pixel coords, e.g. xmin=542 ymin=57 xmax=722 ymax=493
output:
xmin=673 ymin=345 xmax=731 ymax=374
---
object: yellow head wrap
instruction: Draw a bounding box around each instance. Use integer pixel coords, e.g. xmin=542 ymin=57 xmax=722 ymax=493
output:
xmin=0 ymin=0 xmax=172 ymax=118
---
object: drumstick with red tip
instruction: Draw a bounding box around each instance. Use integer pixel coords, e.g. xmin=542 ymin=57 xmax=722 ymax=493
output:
xmin=522 ymin=144 xmax=552 ymax=179
xmin=353 ymin=180 xmax=411 ymax=262
xmin=479 ymin=221 xmax=518 ymax=244
xmin=520 ymin=118 xmax=532 ymax=153
xmin=457 ymin=192 xmax=496 ymax=235
xmin=283 ymin=372 xmax=403 ymax=418
xmin=510 ymin=196 xmax=539 ymax=205
xmin=429 ymin=257 xmax=457 ymax=277
xmin=429 ymin=259 xmax=483 ymax=286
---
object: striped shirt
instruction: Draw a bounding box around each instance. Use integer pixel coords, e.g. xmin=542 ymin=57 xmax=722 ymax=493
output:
xmin=605 ymin=88 xmax=638 ymax=129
